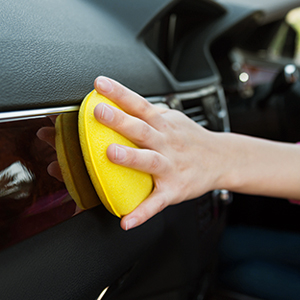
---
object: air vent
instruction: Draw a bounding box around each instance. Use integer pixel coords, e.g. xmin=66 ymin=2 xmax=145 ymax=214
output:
xmin=147 ymin=84 xmax=230 ymax=132
xmin=181 ymin=98 xmax=208 ymax=127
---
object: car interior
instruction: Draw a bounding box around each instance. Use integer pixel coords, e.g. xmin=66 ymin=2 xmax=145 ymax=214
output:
xmin=1 ymin=0 xmax=300 ymax=299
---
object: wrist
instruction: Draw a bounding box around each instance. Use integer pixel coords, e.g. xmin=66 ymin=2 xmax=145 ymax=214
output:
xmin=211 ymin=132 xmax=244 ymax=192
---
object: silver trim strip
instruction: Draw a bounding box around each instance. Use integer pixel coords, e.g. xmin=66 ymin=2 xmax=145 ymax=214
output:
xmin=0 ymin=85 xmax=229 ymax=132
xmin=0 ymin=96 xmax=170 ymax=122
xmin=146 ymin=96 xmax=167 ymax=104
xmin=0 ymin=105 xmax=80 ymax=123
xmin=175 ymin=85 xmax=217 ymax=101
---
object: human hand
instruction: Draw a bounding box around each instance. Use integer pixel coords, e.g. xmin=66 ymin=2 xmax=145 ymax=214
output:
xmin=93 ymin=76 xmax=228 ymax=230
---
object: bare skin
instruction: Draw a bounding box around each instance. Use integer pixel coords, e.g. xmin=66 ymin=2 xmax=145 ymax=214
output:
xmin=37 ymin=76 xmax=300 ymax=231
xmin=93 ymin=76 xmax=300 ymax=231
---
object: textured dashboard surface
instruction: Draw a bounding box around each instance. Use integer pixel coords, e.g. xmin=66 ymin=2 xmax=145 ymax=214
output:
xmin=0 ymin=0 xmax=174 ymax=111
xmin=2 ymin=0 xmax=297 ymax=111
xmin=1 ymin=0 xmax=299 ymax=299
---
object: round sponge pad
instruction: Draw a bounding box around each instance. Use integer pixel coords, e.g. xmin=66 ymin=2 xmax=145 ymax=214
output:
xmin=78 ymin=90 xmax=153 ymax=217
xmin=55 ymin=112 xmax=100 ymax=210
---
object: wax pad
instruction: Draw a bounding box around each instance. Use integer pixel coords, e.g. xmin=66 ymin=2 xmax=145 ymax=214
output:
xmin=78 ymin=90 xmax=153 ymax=217
xmin=55 ymin=112 xmax=100 ymax=209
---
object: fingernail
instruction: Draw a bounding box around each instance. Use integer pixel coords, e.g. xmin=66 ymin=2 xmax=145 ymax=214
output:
xmin=125 ymin=218 xmax=137 ymax=230
xmin=96 ymin=77 xmax=113 ymax=93
xmin=100 ymin=104 xmax=114 ymax=122
xmin=115 ymin=146 xmax=126 ymax=161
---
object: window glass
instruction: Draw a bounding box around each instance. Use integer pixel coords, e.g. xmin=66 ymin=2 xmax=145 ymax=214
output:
xmin=286 ymin=7 xmax=300 ymax=63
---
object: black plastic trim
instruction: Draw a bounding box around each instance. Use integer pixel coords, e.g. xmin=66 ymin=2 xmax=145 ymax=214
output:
xmin=0 ymin=205 xmax=164 ymax=300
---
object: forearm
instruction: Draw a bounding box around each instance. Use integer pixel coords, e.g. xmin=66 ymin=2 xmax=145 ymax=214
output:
xmin=218 ymin=132 xmax=300 ymax=200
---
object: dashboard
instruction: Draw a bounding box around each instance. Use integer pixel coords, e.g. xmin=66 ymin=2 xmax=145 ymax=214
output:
xmin=0 ymin=0 xmax=299 ymax=299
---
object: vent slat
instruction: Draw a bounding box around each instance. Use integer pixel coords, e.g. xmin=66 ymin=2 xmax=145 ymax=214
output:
xmin=183 ymin=106 xmax=203 ymax=115
xmin=183 ymin=101 xmax=208 ymax=127
xmin=197 ymin=120 xmax=209 ymax=127
xmin=191 ymin=114 xmax=206 ymax=122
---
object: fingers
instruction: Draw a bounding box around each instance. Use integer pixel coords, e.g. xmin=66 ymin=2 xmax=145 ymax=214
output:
xmin=94 ymin=76 xmax=166 ymax=128
xmin=120 ymin=190 xmax=170 ymax=230
xmin=107 ymin=142 xmax=174 ymax=230
xmin=106 ymin=144 xmax=169 ymax=176
xmin=36 ymin=127 xmax=56 ymax=149
xmin=94 ymin=103 xmax=163 ymax=149
xmin=93 ymin=76 xmax=189 ymax=231
xmin=47 ymin=161 xmax=63 ymax=182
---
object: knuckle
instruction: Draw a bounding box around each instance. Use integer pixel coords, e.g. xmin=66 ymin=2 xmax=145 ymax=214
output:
xmin=155 ymin=197 xmax=167 ymax=213
xmin=136 ymin=98 xmax=157 ymax=119
xmin=138 ymin=99 xmax=152 ymax=116
xmin=115 ymin=84 xmax=127 ymax=101
xmin=149 ymin=153 xmax=160 ymax=172
xmin=138 ymin=208 xmax=150 ymax=223
xmin=127 ymin=148 xmax=139 ymax=167
xmin=113 ymin=111 xmax=125 ymax=129
xmin=138 ymin=123 xmax=152 ymax=142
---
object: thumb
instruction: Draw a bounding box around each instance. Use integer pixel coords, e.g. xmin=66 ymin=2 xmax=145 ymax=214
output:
xmin=120 ymin=190 xmax=169 ymax=230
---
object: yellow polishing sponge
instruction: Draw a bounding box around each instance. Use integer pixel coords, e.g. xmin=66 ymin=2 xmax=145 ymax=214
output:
xmin=55 ymin=112 xmax=100 ymax=209
xmin=78 ymin=90 xmax=153 ymax=217
xmin=56 ymin=91 xmax=154 ymax=217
